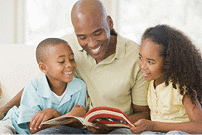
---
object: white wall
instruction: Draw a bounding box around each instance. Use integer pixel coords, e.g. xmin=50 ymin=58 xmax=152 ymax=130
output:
xmin=0 ymin=0 xmax=117 ymax=44
xmin=0 ymin=0 xmax=17 ymax=44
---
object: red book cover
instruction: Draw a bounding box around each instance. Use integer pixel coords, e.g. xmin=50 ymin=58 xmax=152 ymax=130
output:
xmin=42 ymin=106 xmax=134 ymax=128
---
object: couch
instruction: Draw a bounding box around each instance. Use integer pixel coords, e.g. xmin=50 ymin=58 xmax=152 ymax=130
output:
xmin=0 ymin=44 xmax=42 ymax=107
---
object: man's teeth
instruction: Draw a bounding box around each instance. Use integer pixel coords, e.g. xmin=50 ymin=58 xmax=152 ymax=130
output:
xmin=91 ymin=46 xmax=101 ymax=53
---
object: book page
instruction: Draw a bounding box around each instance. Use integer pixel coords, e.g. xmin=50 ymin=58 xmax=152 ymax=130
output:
xmin=42 ymin=116 xmax=84 ymax=126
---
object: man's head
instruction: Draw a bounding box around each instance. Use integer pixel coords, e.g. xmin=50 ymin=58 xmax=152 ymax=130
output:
xmin=71 ymin=0 xmax=115 ymax=63
xmin=36 ymin=38 xmax=76 ymax=83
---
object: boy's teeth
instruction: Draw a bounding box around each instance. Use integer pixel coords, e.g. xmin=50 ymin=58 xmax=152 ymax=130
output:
xmin=64 ymin=72 xmax=72 ymax=75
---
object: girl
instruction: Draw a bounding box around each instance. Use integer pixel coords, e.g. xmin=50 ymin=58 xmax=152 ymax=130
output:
xmin=131 ymin=25 xmax=202 ymax=134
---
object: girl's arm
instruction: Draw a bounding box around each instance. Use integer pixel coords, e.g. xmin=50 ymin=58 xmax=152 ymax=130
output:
xmin=131 ymin=94 xmax=202 ymax=134
xmin=154 ymin=94 xmax=202 ymax=133
xmin=128 ymin=104 xmax=150 ymax=122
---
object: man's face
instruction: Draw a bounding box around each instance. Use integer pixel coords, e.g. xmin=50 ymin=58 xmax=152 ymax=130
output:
xmin=72 ymin=15 xmax=112 ymax=63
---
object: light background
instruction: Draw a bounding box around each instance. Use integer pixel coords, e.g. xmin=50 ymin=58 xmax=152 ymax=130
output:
xmin=0 ymin=0 xmax=201 ymax=51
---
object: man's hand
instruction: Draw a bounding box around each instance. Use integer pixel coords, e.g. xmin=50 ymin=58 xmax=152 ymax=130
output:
xmin=86 ymin=123 xmax=112 ymax=134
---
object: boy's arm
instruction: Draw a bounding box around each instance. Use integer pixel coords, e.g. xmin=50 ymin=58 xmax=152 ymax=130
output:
xmin=64 ymin=104 xmax=86 ymax=117
xmin=0 ymin=89 xmax=23 ymax=119
xmin=29 ymin=105 xmax=86 ymax=134
xmin=28 ymin=108 xmax=62 ymax=134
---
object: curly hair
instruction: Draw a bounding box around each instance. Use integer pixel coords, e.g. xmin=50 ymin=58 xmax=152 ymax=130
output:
xmin=141 ymin=24 xmax=202 ymax=105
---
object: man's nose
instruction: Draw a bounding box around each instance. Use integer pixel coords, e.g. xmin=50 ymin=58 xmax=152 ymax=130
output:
xmin=88 ymin=37 xmax=97 ymax=48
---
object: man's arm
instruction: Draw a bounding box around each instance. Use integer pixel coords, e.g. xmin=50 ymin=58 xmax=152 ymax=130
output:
xmin=0 ymin=88 xmax=23 ymax=119
xmin=128 ymin=104 xmax=150 ymax=123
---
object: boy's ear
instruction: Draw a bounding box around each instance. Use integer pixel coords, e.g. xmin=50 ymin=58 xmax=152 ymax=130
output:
xmin=39 ymin=62 xmax=47 ymax=73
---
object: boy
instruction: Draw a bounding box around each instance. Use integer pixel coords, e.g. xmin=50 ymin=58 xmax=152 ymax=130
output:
xmin=0 ymin=38 xmax=87 ymax=134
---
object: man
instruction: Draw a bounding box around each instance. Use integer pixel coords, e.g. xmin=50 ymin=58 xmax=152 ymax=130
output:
xmin=0 ymin=0 xmax=149 ymax=134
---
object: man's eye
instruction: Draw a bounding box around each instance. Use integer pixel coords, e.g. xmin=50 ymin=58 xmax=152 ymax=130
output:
xmin=79 ymin=36 xmax=86 ymax=40
xmin=94 ymin=31 xmax=102 ymax=36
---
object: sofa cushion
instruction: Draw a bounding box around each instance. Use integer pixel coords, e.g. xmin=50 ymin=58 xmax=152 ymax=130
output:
xmin=0 ymin=44 xmax=42 ymax=106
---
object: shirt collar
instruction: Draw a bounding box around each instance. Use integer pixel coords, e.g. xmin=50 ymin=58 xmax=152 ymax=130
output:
xmin=37 ymin=74 xmax=82 ymax=104
xmin=114 ymin=33 xmax=126 ymax=59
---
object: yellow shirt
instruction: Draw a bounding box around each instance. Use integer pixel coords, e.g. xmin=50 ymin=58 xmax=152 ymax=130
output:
xmin=147 ymin=80 xmax=189 ymax=122
xmin=62 ymin=33 xmax=148 ymax=116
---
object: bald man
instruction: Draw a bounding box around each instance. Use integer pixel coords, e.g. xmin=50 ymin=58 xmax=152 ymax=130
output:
xmin=0 ymin=0 xmax=150 ymax=134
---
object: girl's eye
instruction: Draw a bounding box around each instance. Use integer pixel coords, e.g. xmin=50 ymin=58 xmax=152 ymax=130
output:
xmin=148 ymin=61 xmax=154 ymax=65
xmin=139 ymin=56 xmax=142 ymax=60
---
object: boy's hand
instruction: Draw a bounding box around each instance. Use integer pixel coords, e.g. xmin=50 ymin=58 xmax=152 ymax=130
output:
xmin=65 ymin=104 xmax=86 ymax=117
xmin=30 ymin=108 xmax=61 ymax=131
xmin=130 ymin=119 xmax=153 ymax=134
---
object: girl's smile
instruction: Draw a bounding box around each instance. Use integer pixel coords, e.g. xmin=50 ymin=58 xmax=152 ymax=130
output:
xmin=138 ymin=38 xmax=165 ymax=87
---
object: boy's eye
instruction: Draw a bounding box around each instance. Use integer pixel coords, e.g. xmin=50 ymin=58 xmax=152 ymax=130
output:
xmin=70 ymin=58 xmax=75 ymax=61
xmin=59 ymin=60 xmax=65 ymax=63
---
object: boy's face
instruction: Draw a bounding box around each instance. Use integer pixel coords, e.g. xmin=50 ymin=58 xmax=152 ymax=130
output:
xmin=138 ymin=38 xmax=165 ymax=87
xmin=41 ymin=43 xmax=76 ymax=85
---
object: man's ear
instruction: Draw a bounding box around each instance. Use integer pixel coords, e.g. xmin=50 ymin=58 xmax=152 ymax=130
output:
xmin=38 ymin=62 xmax=47 ymax=73
xmin=107 ymin=16 xmax=113 ymax=30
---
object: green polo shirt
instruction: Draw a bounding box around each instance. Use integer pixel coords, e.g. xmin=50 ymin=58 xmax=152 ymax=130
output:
xmin=62 ymin=33 xmax=148 ymax=116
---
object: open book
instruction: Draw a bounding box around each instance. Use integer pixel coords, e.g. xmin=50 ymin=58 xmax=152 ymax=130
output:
xmin=42 ymin=106 xmax=134 ymax=128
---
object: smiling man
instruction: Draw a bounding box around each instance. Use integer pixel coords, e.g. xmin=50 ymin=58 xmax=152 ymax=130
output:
xmin=37 ymin=0 xmax=149 ymax=134
xmin=0 ymin=0 xmax=150 ymax=134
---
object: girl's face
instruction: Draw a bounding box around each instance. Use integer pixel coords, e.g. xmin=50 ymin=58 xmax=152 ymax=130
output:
xmin=138 ymin=38 xmax=165 ymax=87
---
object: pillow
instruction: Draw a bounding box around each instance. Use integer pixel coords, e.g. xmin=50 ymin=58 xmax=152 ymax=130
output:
xmin=0 ymin=44 xmax=42 ymax=106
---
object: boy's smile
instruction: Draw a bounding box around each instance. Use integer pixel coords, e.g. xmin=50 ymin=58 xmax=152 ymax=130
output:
xmin=41 ymin=43 xmax=76 ymax=91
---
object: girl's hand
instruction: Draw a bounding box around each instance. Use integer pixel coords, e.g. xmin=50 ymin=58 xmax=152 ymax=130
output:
xmin=30 ymin=108 xmax=60 ymax=131
xmin=130 ymin=119 xmax=154 ymax=134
